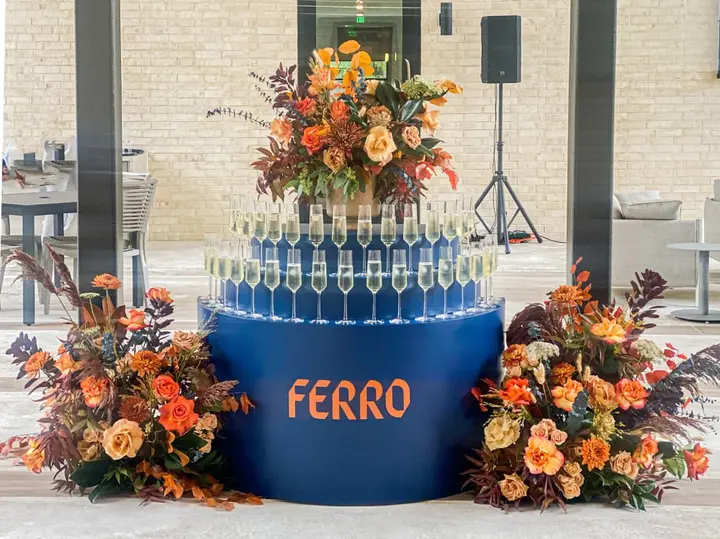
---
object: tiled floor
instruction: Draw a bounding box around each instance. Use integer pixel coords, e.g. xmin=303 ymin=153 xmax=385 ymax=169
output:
xmin=1 ymin=241 xmax=720 ymax=538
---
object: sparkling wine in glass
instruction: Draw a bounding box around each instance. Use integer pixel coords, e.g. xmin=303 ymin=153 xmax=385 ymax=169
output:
xmin=285 ymin=202 xmax=301 ymax=250
xmin=204 ymin=234 xmax=220 ymax=302
xmin=234 ymin=197 xmax=249 ymax=240
xmin=489 ymin=234 xmax=499 ymax=306
xmin=217 ymin=239 xmax=233 ymax=309
xmin=391 ymin=249 xmax=408 ymax=324
xmin=365 ymin=250 xmax=383 ymax=325
xmin=336 ymin=250 xmax=355 ymax=325
xmin=461 ymin=196 xmax=476 ymax=243
xmin=469 ymin=241 xmax=484 ymax=313
xmin=424 ymin=201 xmax=441 ymax=260
xmin=357 ymin=204 xmax=373 ymax=275
xmin=456 ymin=244 xmax=471 ymax=316
xmin=380 ymin=203 xmax=396 ymax=274
xmin=287 ymin=249 xmax=302 ymax=323
xmin=230 ymin=242 xmax=246 ymax=314
xmin=437 ymin=246 xmax=454 ymax=319
xmin=253 ymin=201 xmax=268 ymax=266
xmin=265 ymin=247 xmax=281 ymax=321
xmin=482 ymin=237 xmax=492 ymax=308
xmin=416 ymin=248 xmax=434 ymax=322
xmin=245 ymin=244 xmax=262 ymax=318
xmin=403 ymin=203 xmax=419 ymax=274
xmin=267 ymin=203 xmax=282 ymax=248
xmin=311 ymin=250 xmax=329 ymax=325
xmin=332 ymin=205 xmax=347 ymax=273
xmin=310 ymin=204 xmax=325 ymax=251
xmin=443 ymin=199 xmax=458 ymax=247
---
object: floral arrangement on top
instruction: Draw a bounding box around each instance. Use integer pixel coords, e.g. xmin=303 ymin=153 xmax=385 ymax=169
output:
xmin=465 ymin=260 xmax=720 ymax=511
xmin=237 ymin=40 xmax=462 ymax=205
xmin=0 ymin=249 xmax=258 ymax=509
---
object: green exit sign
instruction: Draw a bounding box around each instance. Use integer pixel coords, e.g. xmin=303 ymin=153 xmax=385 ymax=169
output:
xmin=356 ymin=15 xmax=365 ymax=24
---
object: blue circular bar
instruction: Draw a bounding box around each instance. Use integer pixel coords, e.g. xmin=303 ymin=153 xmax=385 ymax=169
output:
xmin=199 ymin=300 xmax=505 ymax=505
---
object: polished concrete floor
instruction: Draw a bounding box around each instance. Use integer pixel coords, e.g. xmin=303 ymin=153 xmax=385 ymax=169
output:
xmin=1 ymin=241 xmax=720 ymax=538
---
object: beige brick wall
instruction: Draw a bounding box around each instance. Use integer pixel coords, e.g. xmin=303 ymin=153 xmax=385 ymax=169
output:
xmin=4 ymin=0 xmax=720 ymax=241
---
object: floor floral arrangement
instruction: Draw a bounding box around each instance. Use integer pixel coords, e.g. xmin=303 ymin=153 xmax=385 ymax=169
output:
xmin=465 ymin=260 xmax=720 ymax=511
xmin=0 ymin=249 xmax=257 ymax=509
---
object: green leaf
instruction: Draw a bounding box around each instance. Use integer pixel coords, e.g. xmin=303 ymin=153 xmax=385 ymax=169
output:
xmin=375 ymin=81 xmax=400 ymax=116
xmin=657 ymin=441 xmax=677 ymax=459
xmin=88 ymin=479 xmax=125 ymax=503
xmin=664 ymin=454 xmax=686 ymax=478
xmin=165 ymin=453 xmax=184 ymax=470
xmin=565 ymin=390 xmax=589 ymax=436
xmin=421 ymin=137 xmax=443 ymax=149
xmin=71 ymin=458 xmax=112 ymax=489
xmin=400 ymin=99 xmax=424 ymax=122
xmin=414 ymin=145 xmax=435 ymax=159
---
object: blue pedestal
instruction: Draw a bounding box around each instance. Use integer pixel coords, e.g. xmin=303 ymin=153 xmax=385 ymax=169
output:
xmin=198 ymin=300 xmax=505 ymax=505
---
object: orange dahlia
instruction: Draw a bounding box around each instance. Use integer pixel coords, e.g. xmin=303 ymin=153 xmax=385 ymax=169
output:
xmin=551 ymin=362 xmax=576 ymax=386
xmin=581 ymin=437 xmax=610 ymax=471
xmin=130 ymin=350 xmax=166 ymax=378
xmin=498 ymin=378 xmax=535 ymax=407
xmin=91 ymin=273 xmax=122 ymax=290
xmin=24 ymin=351 xmax=51 ymax=378
xmin=550 ymin=284 xmax=590 ymax=305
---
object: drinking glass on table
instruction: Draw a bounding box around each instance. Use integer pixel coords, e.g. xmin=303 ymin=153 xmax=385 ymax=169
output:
xmin=311 ymin=250 xmax=329 ymax=325
xmin=230 ymin=241 xmax=246 ymax=314
xmin=332 ymin=205 xmax=347 ymax=273
xmin=265 ymin=247 xmax=281 ymax=321
xmin=390 ymin=249 xmax=408 ymax=325
xmin=437 ymin=246 xmax=454 ymax=319
xmin=357 ymin=204 xmax=373 ymax=275
xmin=204 ymin=234 xmax=220 ymax=302
xmin=455 ymin=243 xmax=471 ymax=316
xmin=336 ymin=250 xmax=355 ymax=326
xmin=365 ymin=250 xmax=383 ymax=325
xmin=253 ymin=201 xmax=268 ymax=266
xmin=443 ymin=199 xmax=459 ymax=248
xmin=424 ymin=201 xmax=441 ymax=260
xmin=285 ymin=202 xmax=301 ymax=250
xmin=469 ymin=241 xmax=484 ymax=312
xmin=286 ymin=249 xmax=303 ymax=323
xmin=217 ymin=239 xmax=233 ymax=309
xmin=245 ymin=244 xmax=262 ymax=318
xmin=310 ymin=204 xmax=325 ymax=251
xmin=267 ymin=203 xmax=282 ymax=249
xmin=403 ymin=203 xmax=419 ymax=274
xmin=380 ymin=203 xmax=396 ymax=274
xmin=415 ymin=247 xmax=434 ymax=323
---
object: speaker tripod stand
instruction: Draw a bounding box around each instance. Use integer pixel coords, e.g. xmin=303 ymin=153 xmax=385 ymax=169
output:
xmin=474 ymin=83 xmax=542 ymax=254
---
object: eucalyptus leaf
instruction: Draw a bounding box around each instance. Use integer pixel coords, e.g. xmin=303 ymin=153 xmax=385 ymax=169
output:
xmin=565 ymin=390 xmax=589 ymax=436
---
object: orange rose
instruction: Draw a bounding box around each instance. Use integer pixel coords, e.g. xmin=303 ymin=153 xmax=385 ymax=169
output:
xmin=146 ymin=287 xmax=173 ymax=304
xmin=590 ymin=318 xmax=627 ymax=344
xmin=587 ymin=376 xmax=618 ymax=411
xmin=24 ymin=351 xmax=51 ymax=378
xmin=153 ymin=375 xmax=180 ymax=401
xmin=364 ymin=126 xmax=397 ymax=165
xmin=524 ymin=436 xmax=565 ymax=475
xmin=684 ymin=443 xmax=710 ymax=480
xmin=615 ymin=379 xmax=648 ymax=411
xmin=330 ymin=101 xmax=350 ymax=122
xmin=633 ymin=434 xmax=659 ymax=469
xmin=119 ymin=308 xmax=148 ymax=332
xmin=159 ymin=396 xmax=200 ymax=435
xmin=91 ymin=273 xmax=122 ymax=290
xmin=301 ymin=125 xmax=328 ymax=155
xmin=551 ymin=379 xmax=583 ymax=412
xmin=296 ymin=97 xmax=316 ymax=116
xmin=498 ymin=378 xmax=535 ymax=407
xmin=401 ymin=126 xmax=421 ymax=150
xmin=80 ymin=376 xmax=109 ymax=409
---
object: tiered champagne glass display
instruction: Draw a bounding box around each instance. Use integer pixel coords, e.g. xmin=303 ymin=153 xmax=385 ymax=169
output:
xmin=365 ymin=250 xmax=383 ymax=325
xmin=380 ymin=203 xmax=396 ymax=274
xmin=230 ymin=243 xmax=246 ymax=314
xmin=337 ymin=250 xmax=354 ymax=326
xmin=391 ymin=250 xmax=408 ymax=324
xmin=469 ymin=241 xmax=484 ymax=312
xmin=265 ymin=247 xmax=281 ymax=321
xmin=310 ymin=204 xmax=324 ymax=250
xmin=456 ymin=244 xmax=471 ymax=315
xmin=403 ymin=203 xmax=419 ymax=273
xmin=332 ymin=205 xmax=347 ymax=272
xmin=416 ymin=248 xmax=434 ymax=323
xmin=437 ymin=246 xmax=454 ymax=319
xmin=286 ymin=250 xmax=302 ymax=323
xmin=246 ymin=245 xmax=262 ymax=318
xmin=285 ymin=202 xmax=301 ymax=250
xmin=311 ymin=250 xmax=328 ymax=325
xmin=357 ymin=204 xmax=373 ymax=275
xmin=253 ymin=201 xmax=268 ymax=266
xmin=267 ymin=203 xmax=283 ymax=249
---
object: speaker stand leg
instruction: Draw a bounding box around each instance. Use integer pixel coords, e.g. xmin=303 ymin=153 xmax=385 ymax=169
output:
xmin=501 ymin=177 xmax=543 ymax=244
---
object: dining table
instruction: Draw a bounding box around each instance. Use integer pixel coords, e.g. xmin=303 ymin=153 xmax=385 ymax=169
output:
xmin=2 ymin=190 xmax=77 ymax=325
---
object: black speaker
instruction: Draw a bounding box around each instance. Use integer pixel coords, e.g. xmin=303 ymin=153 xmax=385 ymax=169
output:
xmin=481 ymin=15 xmax=522 ymax=84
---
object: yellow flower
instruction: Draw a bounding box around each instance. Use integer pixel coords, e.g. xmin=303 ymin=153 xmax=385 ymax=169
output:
xmin=484 ymin=414 xmax=521 ymax=451
xmin=364 ymin=126 xmax=397 ymax=165
xmin=498 ymin=474 xmax=528 ymax=502
xmin=102 ymin=419 xmax=144 ymax=461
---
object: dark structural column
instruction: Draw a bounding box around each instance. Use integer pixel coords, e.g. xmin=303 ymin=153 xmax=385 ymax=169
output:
xmin=567 ymin=0 xmax=617 ymax=303
xmin=74 ymin=0 xmax=123 ymax=304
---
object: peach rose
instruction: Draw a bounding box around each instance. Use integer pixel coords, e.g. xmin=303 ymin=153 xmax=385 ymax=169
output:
xmin=633 ymin=434 xmax=659 ymax=469
xmin=153 ymin=375 xmax=180 ymax=401
xmin=24 ymin=351 xmax=51 ymax=378
xmin=118 ymin=309 xmax=148 ymax=332
xmin=530 ymin=419 xmax=557 ymax=439
xmin=563 ymin=461 xmax=582 ymax=478
xmin=524 ymin=436 xmax=565 ymax=475
xmin=172 ymin=330 xmax=201 ymax=351
xmin=323 ymin=146 xmax=347 ymax=173
xmin=484 ymin=414 xmax=521 ymax=451
xmin=550 ymin=429 xmax=568 ymax=446
xmin=159 ymin=396 xmax=200 ymax=435
xmin=102 ymin=419 xmax=144 ymax=461
xmin=551 ymin=379 xmax=583 ymax=412
xmin=301 ymin=125 xmax=328 ymax=155
xmin=146 ymin=287 xmax=173 ymax=304
xmin=615 ymin=379 xmax=649 ymax=411
xmin=364 ymin=126 xmax=397 ymax=165
xmin=498 ymin=474 xmax=528 ymax=502
xmin=587 ymin=376 xmax=618 ymax=411
xmin=610 ymin=451 xmax=639 ymax=479
xmin=80 ymin=376 xmax=109 ymax=409
xmin=401 ymin=126 xmax=422 ymax=150
xmin=91 ymin=273 xmax=122 ymax=290
xmin=557 ymin=473 xmax=582 ymax=499
xmin=270 ymin=118 xmax=293 ymax=145
xmin=330 ymin=101 xmax=350 ymax=122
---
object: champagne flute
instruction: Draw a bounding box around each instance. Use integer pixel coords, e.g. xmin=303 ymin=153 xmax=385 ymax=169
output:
xmin=357 ymin=204 xmax=373 ymax=275
xmin=217 ymin=239 xmax=233 ymax=309
xmin=424 ymin=201 xmax=441 ymax=261
xmin=285 ymin=202 xmax=301 ymax=250
xmin=230 ymin=240 xmax=246 ymax=314
xmin=310 ymin=204 xmax=325 ymax=251
xmin=380 ymin=203 xmax=396 ymax=274
xmin=332 ymin=205 xmax=347 ymax=273
xmin=286 ymin=249 xmax=302 ymax=323
xmin=365 ymin=250 xmax=383 ymax=325
xmin=265 ymin=247 xmax=281 ymax=321
xmin=242 ymin=201 xmax=253 ymax=238
xmin=489 ymin=234 xmax=499 ymax=306
xmin=390 ymin=249 xmax=408 ymax=324
xmin=443 ymin=199 xmax=458 ymax=248
xmin=235 ymin=197 xmax=250 ymax=241
xmin=416 ymin=247 xmax=434 ymax=322
xmin=403 ymin=203 xmax=419 ymax=274
xmin=481 ymin=236 xmax=492 ymax=308
xmin=203 ymin=234 xmax=220 ymax=302
xmin=456 ymin=244 xmax=471 ymax=316
xmin=311 ymin=250 xmax=329 ymax=325
xmin=336 ymin=250 xmax=355 ymax=326
xmin=245 ymin=244 xmax=262 ymax=318
xmin=253 ymin=201 xmax=268 ymax=266
xmin=267 ymin=203 xmax=282 ymax=249
xmin=469 ymin=241 xmax=484 ymax=313
xmin=461 ymin=196 xmax=476 ymax=243
xmin=437 ymin=246 xmax=454 ymax=319
xmin=229 ymin=195 xmax=239 ymax=236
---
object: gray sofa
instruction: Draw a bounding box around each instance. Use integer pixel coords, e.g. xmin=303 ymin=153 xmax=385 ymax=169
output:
xmin=703 ymin=181 xmax=720 ymax=262
xmin=612 ymin=192 xmax=699 ymax=288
